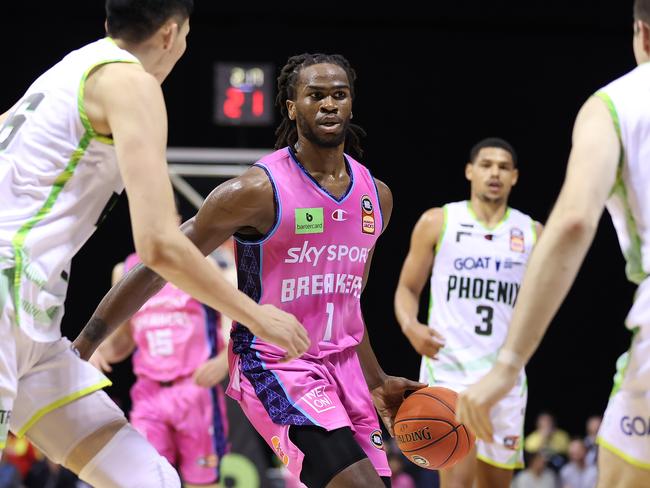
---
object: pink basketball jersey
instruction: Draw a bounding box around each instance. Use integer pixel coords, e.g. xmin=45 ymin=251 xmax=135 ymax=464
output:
xmin=231 ymin=147 xmax=382 ymax=359
xmin=124 ymin=254 xmax=221 ymax=381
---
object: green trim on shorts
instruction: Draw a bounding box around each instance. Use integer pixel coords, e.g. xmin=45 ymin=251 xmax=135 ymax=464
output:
xmin=476 ymin=453 xmax=524 ymax=470
xmin=16 ymin=378 xmax=112 ymax=438
xmin=597 ymin=436 xmax=650 ymax=470
xmin=610 ymin=328 xmax=638 ymax=398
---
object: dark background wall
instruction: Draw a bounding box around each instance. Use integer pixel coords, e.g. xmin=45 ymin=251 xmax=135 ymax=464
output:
xmin=2 ymin=1 xmax=639 ymax=436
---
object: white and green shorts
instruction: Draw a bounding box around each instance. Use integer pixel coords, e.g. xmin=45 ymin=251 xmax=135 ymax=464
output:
xmin=421 ymin=358 xmax=526 ymax=470
xmin=0 ymin=268 xmax=110 ymax=450
xmin=598 ymin=326 xmax=650 ymax=470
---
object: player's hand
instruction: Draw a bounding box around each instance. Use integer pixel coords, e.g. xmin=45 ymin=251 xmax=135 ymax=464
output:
xmin=89 ymin=349 xmax=112 ymax=373
xmin=193 ymin=356 xmax=229 ymax=387
xmin=371 ymin=376 xmax=427 ymax=437
xmin=456 ymin=363 xmax=519 ymax=442
xmin=250 ymin=304 xmax=310 ymax=361
xmin=403 ymin=322 xmax=445 ymax=359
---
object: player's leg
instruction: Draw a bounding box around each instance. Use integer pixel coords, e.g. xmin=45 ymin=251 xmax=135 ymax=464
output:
xmin=229 ymin=349 xmax=387 ymax=487
xmin=25 ymin=389 xmax=180 ymax=487
xmin=129 ymin=377 xmax=177 ymax=467
xmin=437 ymin=445 xmax=477 ymax=488
xmin=175 ymin=381 xmax=224 ymax=488
xmin=324 ymin=348 xmax=393 ymax=487
xmin=290 ymin=425 xmax=387 ymax=488
xmin=597 ymin=444 xmax=650 ymax=488
xmin=475 ymin=459 xmax=513 ymax=488
xmin=12 ymin=333 xmax=180 ymax=487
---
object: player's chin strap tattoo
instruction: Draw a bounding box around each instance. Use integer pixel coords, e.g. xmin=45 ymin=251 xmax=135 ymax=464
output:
xmin=72 ymin=263 xmax=166 ymax=360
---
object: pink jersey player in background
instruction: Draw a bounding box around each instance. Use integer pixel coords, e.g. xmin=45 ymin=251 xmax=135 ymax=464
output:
xmin=90 ymin=237 xmax=234 ymax=488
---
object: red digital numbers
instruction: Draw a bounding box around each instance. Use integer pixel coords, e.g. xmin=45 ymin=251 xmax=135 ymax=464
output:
xmin=223 ymin=88 xmax=266 ymax=120
xmin=252 ymin=90 xmax=264 ymax=117
xmin=223 ymin=87 xmax=245 ymax=119
xmin=215 ymin=63 xmax=272 ymax=125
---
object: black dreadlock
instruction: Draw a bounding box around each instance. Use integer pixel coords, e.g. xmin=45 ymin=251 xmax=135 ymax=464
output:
xmin=274 ymin=53 xmax=366 ymax=160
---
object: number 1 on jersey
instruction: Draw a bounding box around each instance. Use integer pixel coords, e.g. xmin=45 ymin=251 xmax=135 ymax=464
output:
xmin=324 ymin=302 xmax=334 ymax=341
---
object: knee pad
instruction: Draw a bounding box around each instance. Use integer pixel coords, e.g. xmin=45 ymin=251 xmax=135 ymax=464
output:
xmin=25 ymin=390 xmax=126 ymax=465
xmin=78 ymin=423 xmax=180 ymax=488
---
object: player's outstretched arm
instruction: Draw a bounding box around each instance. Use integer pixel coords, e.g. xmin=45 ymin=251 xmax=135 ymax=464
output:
xmin=456 ymin=95 xmax=621 ymax=441
xmin=356 ymin=179 xmax=426 ymax=435
xmin=74 ymin=167 xmax=310 ymax=360
xmin=394 ymin=208 xmax=446 ymax=359
xmin=93 ymin=65 xmax=268 ymax=331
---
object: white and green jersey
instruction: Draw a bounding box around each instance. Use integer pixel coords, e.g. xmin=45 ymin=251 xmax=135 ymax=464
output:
xmin=598 ymin=64 xmax=650 ymax=332
xmin=0 ymin=38 xmax=139 ymax=341
xmin=421 ymin=200 xmax=536 ymax=386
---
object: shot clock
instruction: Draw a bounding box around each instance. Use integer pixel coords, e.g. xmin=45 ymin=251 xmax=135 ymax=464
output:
xmin=214 ymin=62 xmax=274 ymax=126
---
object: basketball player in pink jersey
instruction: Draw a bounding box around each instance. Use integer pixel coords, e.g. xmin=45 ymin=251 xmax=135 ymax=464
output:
xmin=90 ymin=246 xmax=230 ymax=488
xmin=74 ymin=53 xmax=424 ymax=488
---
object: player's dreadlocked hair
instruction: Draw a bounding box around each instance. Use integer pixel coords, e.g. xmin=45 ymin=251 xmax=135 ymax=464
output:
xmin=274 ymin=53 xmax=366 ymax=160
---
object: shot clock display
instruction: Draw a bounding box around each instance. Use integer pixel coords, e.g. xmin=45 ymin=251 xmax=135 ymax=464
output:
xmin=214 ymin=62 xmax=274 ymax=126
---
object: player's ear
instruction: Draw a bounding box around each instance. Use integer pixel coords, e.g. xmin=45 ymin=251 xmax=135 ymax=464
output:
xmin=643 ymin=21 xmax=650 ymax=56
xmin=160 ymin=19 xmax=178 ymax=50
xmin=464 ymin=162 xmax=473 ymax=182
xmin=286 ymin=100 xmax=296 ymax=121
xmin=511 ymin=168 xmax=519 ymax=187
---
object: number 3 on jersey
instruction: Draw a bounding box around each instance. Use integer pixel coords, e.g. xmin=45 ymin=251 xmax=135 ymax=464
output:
xmin=475 ymin=305 xmax=493 ymax=336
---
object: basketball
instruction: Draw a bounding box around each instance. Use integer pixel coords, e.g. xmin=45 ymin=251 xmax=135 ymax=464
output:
xmin=394 ymin=386 xmax=475 ymax=470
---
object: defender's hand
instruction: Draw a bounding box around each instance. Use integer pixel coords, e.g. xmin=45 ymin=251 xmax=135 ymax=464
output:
xmin=249 ymin=304 xmax=310 ymax=361
xmin=89 ymin=350 xmax=112 ymax=373
xmin=372 ymin=376 xmax=427 ymax=436
xmin=403 ymin=322 xmax=445 ymax=359
xmin=456 ymin=364 xmax=519 ymax=442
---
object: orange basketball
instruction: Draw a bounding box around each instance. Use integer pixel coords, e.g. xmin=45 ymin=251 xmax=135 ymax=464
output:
xmin=394 ymin=386 xmax=475 ymax=470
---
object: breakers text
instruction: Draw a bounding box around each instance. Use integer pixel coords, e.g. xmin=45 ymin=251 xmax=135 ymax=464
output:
xmin=282 ymin=273 xmax=363 ymax=303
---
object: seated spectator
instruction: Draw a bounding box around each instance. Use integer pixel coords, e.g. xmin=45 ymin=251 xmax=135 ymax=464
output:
xmin=512 ymin=452 xmax=559 ymax=488
xmin=525 ymin=412 xmax=570 ymax=470
xmin=583 ymin=415 xmax=601 ymax=467
xmin=559 ymin=439 xmax=597 ymax=488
